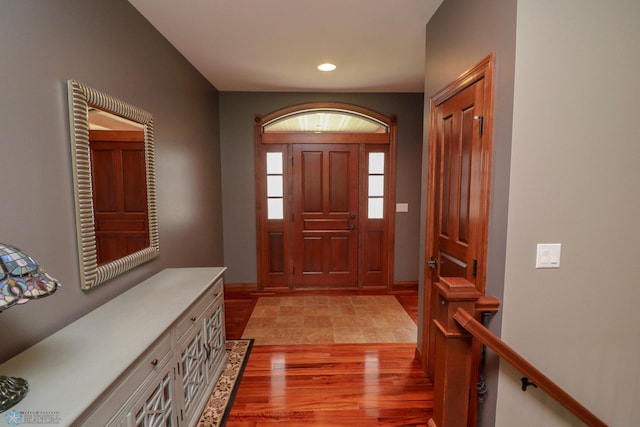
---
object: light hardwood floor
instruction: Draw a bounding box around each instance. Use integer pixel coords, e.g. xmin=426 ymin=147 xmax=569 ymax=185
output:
xmin=223 ymin=290 xmax=434 ymax=426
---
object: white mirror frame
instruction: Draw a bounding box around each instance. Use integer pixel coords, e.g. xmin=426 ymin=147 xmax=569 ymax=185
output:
xmin=68 ymin=80 xmax=159 ymax=290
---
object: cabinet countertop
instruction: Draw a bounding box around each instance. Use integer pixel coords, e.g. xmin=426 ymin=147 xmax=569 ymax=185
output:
xmin=0 ymin=267 xmax=226 ymax=425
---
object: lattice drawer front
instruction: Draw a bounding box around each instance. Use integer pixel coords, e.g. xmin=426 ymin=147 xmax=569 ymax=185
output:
xmin=209 ymin=304 xmax=223 ymax=330
xmin=202 ymin=305 xmax=224 ymax=378
xmin=205 ymin=305 xmax=224 ymax=349
xmin=181 ymin=330 xmax=206 ymax=412
xmin=212 ymin=326 xmax=225 ymax=353
xmin=132 ymin=371 xmax=174 ymax=427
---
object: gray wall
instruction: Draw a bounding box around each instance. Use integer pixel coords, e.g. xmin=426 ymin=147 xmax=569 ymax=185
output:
xmin=219 ymin=92 xmax=424 ymax=284
xmin=424 ymin=1 xmax=640 ymax=426
xmin=497 ymin=1 xmax=640 ymax=426
xmin=0 ymin=0 xmax=223 ymax=362
xmin=420 ymin=1 xmax=517 ymax=425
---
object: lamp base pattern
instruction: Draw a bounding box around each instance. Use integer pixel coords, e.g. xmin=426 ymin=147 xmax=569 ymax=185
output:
xmin=0 ymin=376 xmax=28 ymax=413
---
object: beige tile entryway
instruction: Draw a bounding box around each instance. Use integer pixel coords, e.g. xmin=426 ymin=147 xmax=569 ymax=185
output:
xmin=241 ymin=295 xmax=417 ymax=345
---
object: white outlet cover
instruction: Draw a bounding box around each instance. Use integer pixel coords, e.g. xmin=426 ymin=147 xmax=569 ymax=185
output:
xmin=536 ymin=243 xmax=561 ymax=269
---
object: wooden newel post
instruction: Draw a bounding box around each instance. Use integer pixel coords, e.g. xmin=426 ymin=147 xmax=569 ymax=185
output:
xmin=431 ymin=277 xmax=481 ymax=427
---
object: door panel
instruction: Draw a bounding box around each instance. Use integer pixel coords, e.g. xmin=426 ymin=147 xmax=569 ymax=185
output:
xmin=293 ymin=144 xmax=358 ymax=287
xmin=439 ymin=251 xmax=467 ymax=278
xmin=329 ymin=151 xmax=350 ymax=212
xmin=434 ymin=81 xmax=483 ymax=284
xmin=303 ymin=152 xmax=323 ymax=211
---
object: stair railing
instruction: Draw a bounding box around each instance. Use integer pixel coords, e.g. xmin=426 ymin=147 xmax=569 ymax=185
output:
xmin=428 ymin=276 xmax=607 ymax=427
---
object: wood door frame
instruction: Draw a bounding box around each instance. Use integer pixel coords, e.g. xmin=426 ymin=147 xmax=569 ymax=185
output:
xmin=421 ymin=54 xmax=495 ymax=372
xmin=254 ymin=102 xmax=397 ymax=290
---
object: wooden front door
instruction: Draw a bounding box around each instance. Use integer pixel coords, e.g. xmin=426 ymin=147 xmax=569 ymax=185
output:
xmin=254 ymin=102 xmax=397 ymax=290
xmin=292 ymin=144 xmax=359 ymax=287
xmin=422 ymin=55 xmax=494 ymax=426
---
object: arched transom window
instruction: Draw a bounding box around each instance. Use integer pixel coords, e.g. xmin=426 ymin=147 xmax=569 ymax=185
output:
xmin=263 ymin=109 xmax=389 ymax=133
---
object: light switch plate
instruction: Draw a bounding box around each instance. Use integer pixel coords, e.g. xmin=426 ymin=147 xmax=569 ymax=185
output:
xmin=396 ymin=203 xmax=409 ymax=213
xmin=536 ymin=243 xmax=561 ymax=269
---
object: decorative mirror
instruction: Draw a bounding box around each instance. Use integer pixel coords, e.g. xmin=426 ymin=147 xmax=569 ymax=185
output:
xmin=68 ymin=80 xmax=159 ymax=290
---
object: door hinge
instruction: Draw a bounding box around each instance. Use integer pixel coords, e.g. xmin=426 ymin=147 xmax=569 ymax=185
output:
xmin=472 ymin=259 xmax=478 ymax=277
xmin=473 ymin=115 xmax=484 ymax=136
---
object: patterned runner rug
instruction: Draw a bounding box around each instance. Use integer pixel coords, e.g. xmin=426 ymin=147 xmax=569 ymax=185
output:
xmin=242 ymin=295 xmax=416 ymax=345
xmin=197 ymin=339 xmax=253 ymax=427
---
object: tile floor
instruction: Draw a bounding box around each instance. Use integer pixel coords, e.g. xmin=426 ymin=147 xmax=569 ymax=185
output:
xmin=241 ymin=295 xmax=417 ymax=345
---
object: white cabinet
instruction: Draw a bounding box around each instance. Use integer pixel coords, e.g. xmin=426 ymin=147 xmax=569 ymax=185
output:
xmin=0 ymin=267 xmax=227 ymax=427
xmin=99 ymin=271 xmax=227 ymax=427
xmin=95 ymin=333 xmax=176 ymax=427
xmin=123 ymin=357 xmax=176 ymax=427
xmin=176 ymin=284 xmax=225 ymax=426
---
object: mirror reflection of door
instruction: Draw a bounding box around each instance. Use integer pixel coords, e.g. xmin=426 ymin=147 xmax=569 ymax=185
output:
xmin=88 ymin=109 xmax=149 ymax=266
xmin=255 ymin=103 xmax=397 ymax=290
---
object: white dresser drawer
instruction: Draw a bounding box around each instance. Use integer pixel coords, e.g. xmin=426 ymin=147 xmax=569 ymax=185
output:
xmin=115 ymin=356 xmax=176 ymax=427
xmin=174 ymin=278 xmax=223 ymax=340
xmin=80 ymin=333 xmax=172 ymax=426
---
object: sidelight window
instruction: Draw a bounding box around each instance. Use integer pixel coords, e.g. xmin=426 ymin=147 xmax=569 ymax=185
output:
xmin=266 ymin=152 xmax=284 ymax=220
xmin=368 ymin=152 xmax=385 ymax=219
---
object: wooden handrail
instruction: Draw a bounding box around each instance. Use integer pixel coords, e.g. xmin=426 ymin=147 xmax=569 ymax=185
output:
xmin=453 ymin=308 xmax=608 ymax=427
xmin=475 ymin=295 xmax=500 ymax=314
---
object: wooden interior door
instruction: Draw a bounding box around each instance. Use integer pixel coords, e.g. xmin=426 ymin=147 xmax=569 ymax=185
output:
xmin=431 ymin=80 xmax=484 ymax=286
xmin=423 ymin=55 xmax=494 ymax=427
xmin=292 ymin=144 xmax=359 ymax=287
xmin=426 ymin=79 xmax=486 ymax=375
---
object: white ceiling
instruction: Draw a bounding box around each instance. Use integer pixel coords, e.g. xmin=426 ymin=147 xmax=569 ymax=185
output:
xmin=127 ymin=0 xmax=443 ymax=93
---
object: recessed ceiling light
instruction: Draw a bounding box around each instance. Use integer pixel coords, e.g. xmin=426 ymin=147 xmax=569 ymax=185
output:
xmin=317 ymin=63 xmax=336 ymax=72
